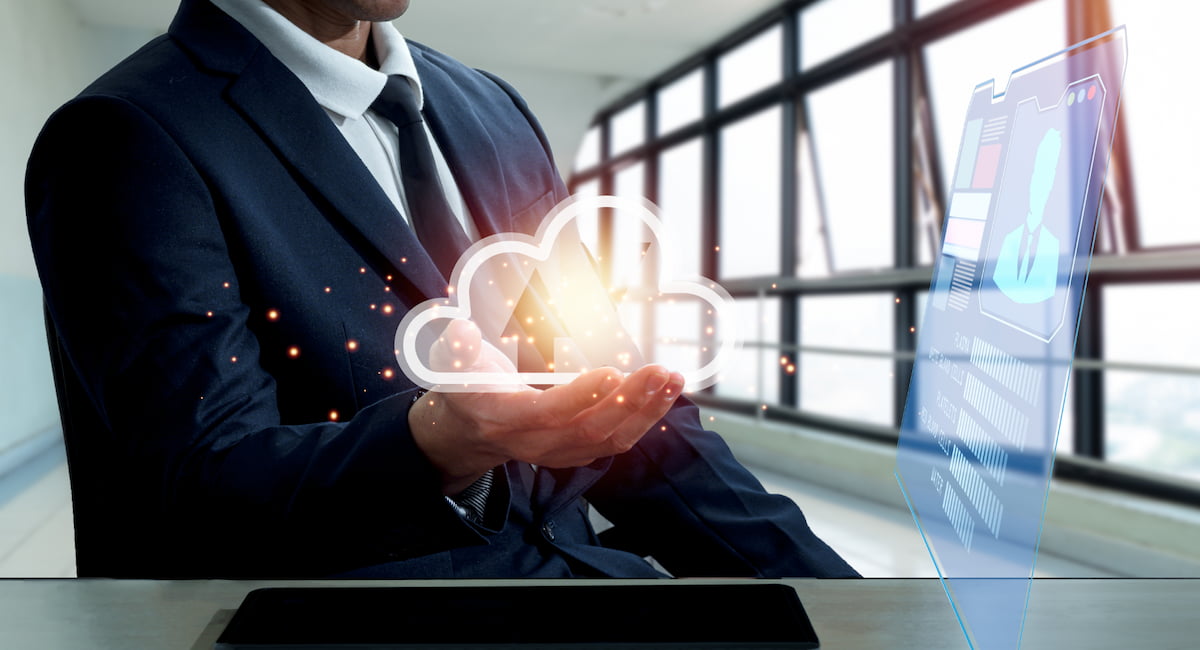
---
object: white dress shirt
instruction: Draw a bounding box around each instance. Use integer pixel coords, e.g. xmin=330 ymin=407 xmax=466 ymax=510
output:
xmin=209 ymin=0 xmax=479 ymax=241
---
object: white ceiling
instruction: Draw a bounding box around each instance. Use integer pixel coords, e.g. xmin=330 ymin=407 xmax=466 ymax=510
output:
xmin=70 ymin=0 xmax=786 ymax=85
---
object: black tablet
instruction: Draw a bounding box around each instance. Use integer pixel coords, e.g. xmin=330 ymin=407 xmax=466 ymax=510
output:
xmin=215 ymin=583 xmax=820 ymax=648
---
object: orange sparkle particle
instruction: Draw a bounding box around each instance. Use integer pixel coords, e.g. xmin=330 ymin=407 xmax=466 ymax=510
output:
xmin=359 ymin=267 xmax=366 ymax=274
xmin=288 ymin=346 xmax=300 ymax=358
xmin=895 ymin=297 xmax=901 ymax=303
xmin=222 ymin=282 xmax=230 ymax=289
xmin=346 ymin=340 xmax=359 ymax=351
xmin=230 ymin=356 xmax=238 ymax=363
xmin=267 ymin=309 xmax=279 ymax=321
xmin=370 ymin=303 xmax=377 ymax=310
xmin=206 ymin=311 xmax=213 ymax=318
xmin=382 ymin=304 xmax=394 ymax=315
xmin=329 ymin=410 xmax=340 ymax=421
xmin=386 ymin=275 xmax=393 ymax=281
xmin=708 ymin=416 xmax=715 ymax=422
xmin=661 ymin=425 xmax=668 ymax=431
xmin=400 ymin=257 xmax=408 ymax=264
xmin=324 ymin=287 xmax=332 ymax=294
xmin=382 ymin=368 xmax=395 ymax=379
xmin=714 ymin=246 xmax=720 ymax=252
xmin=909 ymin=326 xmax=916 ymax=333
xmin=616 ymin=395 xmax=625 ymax=403
xmin=786 ymin=364 xmax=796 ymax=373
xmin=761 ymin=404 xmax=768 ymax=411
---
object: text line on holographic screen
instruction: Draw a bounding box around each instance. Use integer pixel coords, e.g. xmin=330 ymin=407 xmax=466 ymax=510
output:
xmin=395 ymin=194 xmax=740 ymax=392
xmin=895 ymin=26 xmax=1127 ymax=650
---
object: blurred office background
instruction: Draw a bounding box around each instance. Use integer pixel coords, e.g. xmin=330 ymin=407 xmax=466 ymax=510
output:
xmin=1 ymin=0 xmax=1197 ymax=578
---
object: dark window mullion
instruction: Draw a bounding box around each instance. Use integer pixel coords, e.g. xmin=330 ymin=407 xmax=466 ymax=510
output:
xmin=892 ymin=0 xmax=916 ymax=426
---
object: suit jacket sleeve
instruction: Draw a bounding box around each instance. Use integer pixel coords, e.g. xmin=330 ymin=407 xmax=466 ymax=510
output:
xmin=26 ymin=95 xmax=485 ymax=576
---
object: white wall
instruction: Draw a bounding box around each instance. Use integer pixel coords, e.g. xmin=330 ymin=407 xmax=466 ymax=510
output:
xmin=0 ymin=0 xmax=154 ymax=454
xmin=442 ymin=59 xmax=631 ymax=181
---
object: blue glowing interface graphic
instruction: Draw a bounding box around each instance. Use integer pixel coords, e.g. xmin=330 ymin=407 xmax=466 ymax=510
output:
xmin=895 ymin=27 xmax=1127 ymax=650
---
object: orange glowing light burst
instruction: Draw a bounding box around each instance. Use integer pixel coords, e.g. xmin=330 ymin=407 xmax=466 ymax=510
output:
xmin=287 ymin=346 xmax=300 ymax=358
xmin=222 ymin=281 xmax=230 ymax=289
xmin=267 ymin=309 xmax=279 ymax=321
xmin=346 ymin=340 xmax=359 ymax=351
xmin=206 ymin=311 xmax=214 ymax=318
xmin=382 ymin=304 xmax=394 ymax=315
xmin=329 ymin=410 xmax=340 ymax=421
xmin=382 ymin=368 xmax=395 ymax=379
xmin=324 ymin=286 xmax=331 ymax=294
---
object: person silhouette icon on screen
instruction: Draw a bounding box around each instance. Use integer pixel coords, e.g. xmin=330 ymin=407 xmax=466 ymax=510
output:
xmin=992 ymin=128 xmax=1063 ymax=304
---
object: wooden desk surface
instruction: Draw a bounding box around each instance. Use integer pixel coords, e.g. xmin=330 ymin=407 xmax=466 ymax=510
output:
xmin=0 ymin=578 xmax=1196 ymax=649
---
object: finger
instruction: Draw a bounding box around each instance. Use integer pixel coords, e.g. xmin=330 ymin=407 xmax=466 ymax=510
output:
xmin=536 ymin=366 xmax=625 ymax=420
xmin=429 ymin=318 xmax=482 ymax=372
xmin=565 ymin=365 xmax=673 ymax=444
xmin=598 ymin=371 xmax=685 ymax=453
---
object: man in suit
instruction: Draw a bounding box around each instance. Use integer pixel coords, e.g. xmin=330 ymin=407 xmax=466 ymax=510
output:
xmin=26 ymin=0 xmax=857 ymax=579
xmin=992 ymin=128 xmax=1063 ymax=305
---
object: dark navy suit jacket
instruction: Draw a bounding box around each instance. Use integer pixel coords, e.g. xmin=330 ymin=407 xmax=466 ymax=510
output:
xmin=26 ymin=0 xmax=858 ymax=579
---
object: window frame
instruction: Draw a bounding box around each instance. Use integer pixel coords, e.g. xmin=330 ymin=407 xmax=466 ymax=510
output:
xmin=568 ymin=0 xmax=1200 ymax=506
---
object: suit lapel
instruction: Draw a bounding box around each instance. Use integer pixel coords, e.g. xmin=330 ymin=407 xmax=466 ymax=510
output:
xmin=411 ymin=49 xmax=513 ymax=239
xmin=171 ymin=0 xmax=448 ymax=303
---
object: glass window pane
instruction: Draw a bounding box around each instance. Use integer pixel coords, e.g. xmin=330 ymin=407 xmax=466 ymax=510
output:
xmin=718 ymin=24 xmax=782 ymax=108
xmin=800 ymin=293 xmax=895 ymax=351
xmin=800 ymin=0 xmax=892 ymax=70
xmin=798 ymin=292 xmax=895 ymax=425
xmin=806 ymin=61 xmax=894 ymax=272
xmin=924 ymin=1 xmax=1065 ymax=199
xmin=1103 ymin=283 xmax=1200 ymax=480
xmin=574 ymin=125 xmax=601 ymax=171
xmin=1057 ymin=379 xmax=1074 ymax=456
xmin=610 ymin=100 xmax=646 ymax=156
xmin=719 ymin=106 xmax=781 ymax=279
xmin=716 ymin=297 xmax=780 ymax=402
xmin=916 ymin=0 xmax=960 ymax=17
xmin=1105 ymin=283 xmax=1200 ymax=366
xmin=796 ymin=129 xmax=831 ymax=278
xmin=613 ymin=163 xmax=646 ymax=289
xmin=1106 ymin=371 xmax=1200 ymax=482
xmin=1108 ymin=1 xmax=1200 ymax=247
xmin=658 ymin=69 xmax=704 ymax=135
xmin=658 ymin=139 xmax=704 ymax=280
xmin=572 ymin=179 xmax=601 ymax=260
xmin=798 ymin=353 xmax=894 ymax=426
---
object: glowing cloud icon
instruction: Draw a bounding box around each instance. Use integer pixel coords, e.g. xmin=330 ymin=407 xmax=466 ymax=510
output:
xmin=394 ymin=194 xmax=739 ymax=392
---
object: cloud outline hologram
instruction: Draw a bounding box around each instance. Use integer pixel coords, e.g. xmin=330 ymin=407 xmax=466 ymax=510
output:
xmin=394 ymin=194 xmax=740 ymax=392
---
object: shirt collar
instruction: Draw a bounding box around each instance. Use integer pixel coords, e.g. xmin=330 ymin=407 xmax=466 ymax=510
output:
xmin=209 ymin=0 xmax=423 ymax=119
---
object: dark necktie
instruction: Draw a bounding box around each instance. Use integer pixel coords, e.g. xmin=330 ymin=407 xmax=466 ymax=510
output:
xmin=373 ymin=77 xmax=492 ymax=522
xmin=1017 ymin=224 xmax=1039 ymax=282
xmin=370 ymin=75 xmax=473 ymax=282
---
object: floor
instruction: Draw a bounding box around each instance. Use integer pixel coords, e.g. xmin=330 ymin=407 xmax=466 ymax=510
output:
xmin=0 ymin=459 xmax=1111 ymax=578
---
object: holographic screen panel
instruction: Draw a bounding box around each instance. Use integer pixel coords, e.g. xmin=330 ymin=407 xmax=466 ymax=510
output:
xmin=895 ymin=27 xmax=1127 ymax=650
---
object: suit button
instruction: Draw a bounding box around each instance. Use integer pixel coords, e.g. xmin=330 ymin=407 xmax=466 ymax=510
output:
xmin=541 ymin=521 xmax=556 ymax=541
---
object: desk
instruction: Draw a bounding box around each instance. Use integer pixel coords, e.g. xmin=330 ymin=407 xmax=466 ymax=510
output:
xmin=0 ymin=578 xmax=1196 ymax=649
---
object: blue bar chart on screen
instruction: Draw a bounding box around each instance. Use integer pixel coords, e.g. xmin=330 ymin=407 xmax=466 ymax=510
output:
xmin=895 ymin=27 xmax=1128 ymax=650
